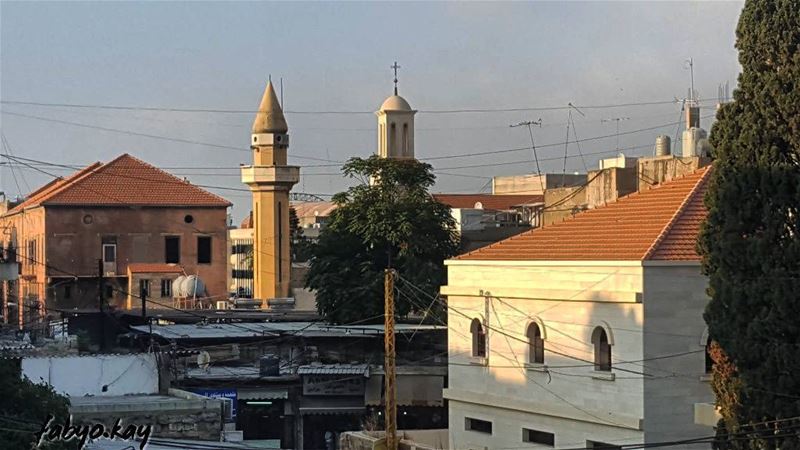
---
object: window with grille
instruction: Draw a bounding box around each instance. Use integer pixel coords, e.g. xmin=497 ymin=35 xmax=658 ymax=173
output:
xmin=592 ymin=327 xmax=612 ymax=371
xmin=161 ymin=279 xmax=172 ymax=298
xmin=527 ymin=323 xmax=545 ymax=364
xmin=471 ymin=318 xmax=486 ymax=358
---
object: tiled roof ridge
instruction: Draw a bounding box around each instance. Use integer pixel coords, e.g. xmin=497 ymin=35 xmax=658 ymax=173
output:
xmin=5 ymin=161 xmax=103 ymax=215
xmin=108 ymin=153 xmax=232 ymax=206
xmin=42 ymin=153 xmax=232 ymax=207
xmin=455 ymin=182 xmax=658 ymax=260
xmin=43 ymin=156 xmax=133 ymax=205
xmin=643 ymin=166 xmax=712 ymax=260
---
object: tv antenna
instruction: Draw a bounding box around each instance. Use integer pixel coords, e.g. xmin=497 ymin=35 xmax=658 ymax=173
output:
xmin=600 ymin=117 xmax=630 ymax=152
xmin=510 ymin=119 xmax=544 ymax=192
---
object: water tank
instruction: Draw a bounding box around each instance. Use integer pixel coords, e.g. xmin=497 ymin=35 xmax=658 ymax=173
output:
xmin=655 ymin=135 xmax=671 ymax=157
xmin=172 ymin=275 xmax=206 ymax=298
xmin=259 ymin=354 xmax=280 ymax=377
xmin=682 ymin=128 xmax=708 ymax=157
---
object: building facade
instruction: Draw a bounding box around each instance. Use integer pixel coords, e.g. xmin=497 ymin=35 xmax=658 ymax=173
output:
xmin=0 ymin=154 xmax=231 ymax=329
xmin=442 ymin=168 xmax=715 ymax=450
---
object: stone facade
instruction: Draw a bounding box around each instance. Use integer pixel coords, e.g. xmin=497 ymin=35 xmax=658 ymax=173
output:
xmin=441 ymin=260 xmax=714 ymax=450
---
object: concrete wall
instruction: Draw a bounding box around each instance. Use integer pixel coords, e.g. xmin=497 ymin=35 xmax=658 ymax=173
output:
xmin=493 ymin=174 xmax=585 ymax=196
xmin=21 ymin=353 xmax=158 ymax=396
xmin=637 ymin=156 xmax=711 ymax=192
xmin=340 ymin=429 xmax=448 ymax=450
xmin=543 ymin=185 xmax=587 ymax=226
xmin=442 ymin=261 xmax=646 ymax=449
xmin=71 ymin=389 xmax=223 ymax=441
xmin=642 ymin=264 xmax=714 ymax=447
xmin=585 ymin=167 xmax=637 ymax=208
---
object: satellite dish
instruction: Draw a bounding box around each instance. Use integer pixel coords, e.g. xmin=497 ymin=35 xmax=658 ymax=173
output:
xmin=197 ymin=351 xmax=211 ymax=371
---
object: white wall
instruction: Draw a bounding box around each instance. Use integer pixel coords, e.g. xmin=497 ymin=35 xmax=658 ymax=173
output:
xmin=443 ymin=261 xmax=646 ymax=449
xmin=21 ymin=353 xmax=158 ymax=397
xmin=642 ymin=264 xmax=714 ymax=447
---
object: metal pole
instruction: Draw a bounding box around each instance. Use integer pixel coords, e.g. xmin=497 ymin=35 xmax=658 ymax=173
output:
xmin=97 ymin=259 xmax=105 ymax=351
xmin=141 ymin=283 xmax=147 ymax=319
xmin=384 ymin=268 xmax=397 ymax=450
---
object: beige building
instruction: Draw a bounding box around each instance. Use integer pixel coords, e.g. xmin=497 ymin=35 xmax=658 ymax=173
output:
xmin=442 ymin=167 xmax=715 ymax=450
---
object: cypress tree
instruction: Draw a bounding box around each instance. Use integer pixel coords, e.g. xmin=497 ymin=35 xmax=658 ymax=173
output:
xmin=699 ymin=1 xmax=800 ymax=448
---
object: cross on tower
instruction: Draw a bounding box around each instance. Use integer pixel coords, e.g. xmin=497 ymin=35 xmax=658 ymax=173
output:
xmin=391 ymin=61 xmax=401 ymax=95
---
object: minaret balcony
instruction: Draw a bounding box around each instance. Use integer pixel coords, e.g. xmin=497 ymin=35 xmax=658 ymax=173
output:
xmin=241 ymin=165 xmax=300 ymax=186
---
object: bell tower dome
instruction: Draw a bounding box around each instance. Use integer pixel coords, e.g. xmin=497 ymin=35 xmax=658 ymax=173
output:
xmin=377 ymin=62 xmax=416 ymax=159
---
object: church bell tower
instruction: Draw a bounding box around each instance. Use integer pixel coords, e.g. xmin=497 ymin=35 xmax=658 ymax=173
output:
xmin=377 ymin=62 xmax=417 ymax=159
xmin=241 ymin=80 xmax=299 ymax=302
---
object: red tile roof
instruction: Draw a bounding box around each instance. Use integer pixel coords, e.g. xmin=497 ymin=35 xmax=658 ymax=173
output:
xmin=6 ymin=154 xmax=230 ymax=214
xmin=128 ymin=263 xmax=184 ymax=274
xmin=433 ymin=194 xmax=543 ymax=210
xmin=457 ymin=167 xmax=712 ymax=262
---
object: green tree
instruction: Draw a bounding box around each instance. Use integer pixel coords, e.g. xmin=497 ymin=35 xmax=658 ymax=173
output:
xmin=698 ymin=1 xmax=800 ymax=448
xmin=306 ymin=156 xmax=459 ymax=324
xmin=0 ymin=358 xmax=75 ymax=449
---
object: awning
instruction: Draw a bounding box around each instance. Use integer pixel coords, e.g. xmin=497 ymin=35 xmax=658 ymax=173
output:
xmin=298 ymin=396 xmax=365 ymax=415
xmin=238 ymin=387 xmax=289 ymax=400
xmin=364 ymin=375 xmax=444 ymax=407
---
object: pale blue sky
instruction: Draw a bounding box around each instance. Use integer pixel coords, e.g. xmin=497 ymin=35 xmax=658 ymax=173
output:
xmin=1 ymin=1 xmax=743 ymax=220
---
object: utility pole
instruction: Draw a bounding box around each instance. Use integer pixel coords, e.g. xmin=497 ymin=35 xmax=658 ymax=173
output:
xmin=384 ymin=268 xmax=397 ymax=450
xmin=97 ymin=259 xmax=105 ymax=351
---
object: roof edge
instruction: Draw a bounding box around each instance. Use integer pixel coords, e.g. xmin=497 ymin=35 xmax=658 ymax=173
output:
xmin=642 ymin=167 xmax=711 ymax=260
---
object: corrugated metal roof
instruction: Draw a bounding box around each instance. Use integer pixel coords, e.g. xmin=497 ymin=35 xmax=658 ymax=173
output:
xmin=131 ymin=321 xmax=443 ymax=340
xmin=297 ymin=363 xmax=369 ymax=376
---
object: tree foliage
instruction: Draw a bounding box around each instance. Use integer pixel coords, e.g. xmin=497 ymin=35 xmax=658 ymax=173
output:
xmin=306 ymin=156 xmax=459 ymax=324
xmin=0 ymin=359 xmax=75 ymax=449
xmin=698 ymin=1 xmax=800 ymax=447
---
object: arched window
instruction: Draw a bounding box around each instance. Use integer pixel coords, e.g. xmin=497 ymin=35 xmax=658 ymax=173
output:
xmin=471 ymin=318 xmax=486 ymax=357
xmin=592 ymin=327 xmax=611 ymax=371
xmin=402 ymin=123 xmax=409 ymax=155
xmin=527 ymin=323 xmax=544 ymax=364
xmin=705 ymin=337 xmax=714 ymax=374
xmin=379 ymin=124 xmax=385 ymax=155
xmin=390 ymin=123 xmax=397 ymax=155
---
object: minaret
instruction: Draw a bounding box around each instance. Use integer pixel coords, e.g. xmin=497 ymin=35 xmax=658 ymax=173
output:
xmin=377 ymin=63 xmax=417 ymax=159
xmin=241 ymin=80 xmax=299 ymax=302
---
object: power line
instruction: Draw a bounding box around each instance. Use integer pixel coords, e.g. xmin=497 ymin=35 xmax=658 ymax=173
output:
xmin=1 ymin=97 xmax=719 ymax=115
xmin=0 ymin=110 xmax=341 ymax=164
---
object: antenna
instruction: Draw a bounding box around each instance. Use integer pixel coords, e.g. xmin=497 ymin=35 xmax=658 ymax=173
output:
xmin=685 ymin=58 xmax=696 ymax=105
xmin=510 ymin=119 xmax=544 ymax=192
xmin=600 ymin=117 xmax=630 ymax=152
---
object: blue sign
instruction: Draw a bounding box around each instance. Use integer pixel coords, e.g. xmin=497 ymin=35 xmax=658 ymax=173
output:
xmin=191 ymin=388 xmax=238 ymax=418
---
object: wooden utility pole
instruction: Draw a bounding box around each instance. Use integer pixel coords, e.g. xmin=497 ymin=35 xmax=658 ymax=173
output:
xmin=384 ymin=268 xmax=397 ymax=450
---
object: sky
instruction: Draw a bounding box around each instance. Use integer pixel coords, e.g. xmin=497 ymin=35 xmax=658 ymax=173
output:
xmin=1 ymin=1 xmax=743 ymax=221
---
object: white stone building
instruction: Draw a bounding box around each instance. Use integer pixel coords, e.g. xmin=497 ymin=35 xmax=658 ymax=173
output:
xmin=441 ymin=167 xmax=715 ymax=450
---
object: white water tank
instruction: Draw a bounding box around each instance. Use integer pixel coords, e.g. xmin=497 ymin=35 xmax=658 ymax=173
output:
xmin=682 ymin=128 xmax=708 ymax=157
xmin=172 ymin=275 xmax=206 ymax=298
xmin=655 ymin=135 xmax=671 ymax=157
